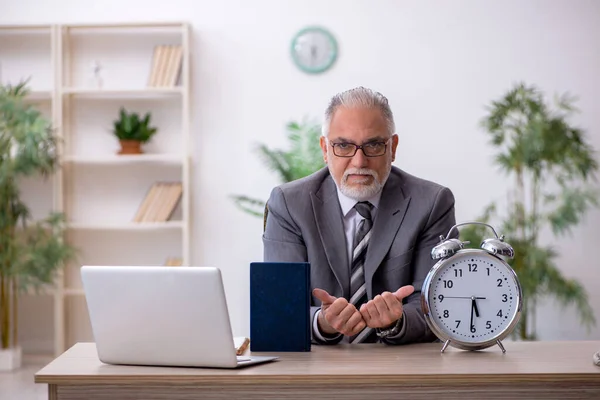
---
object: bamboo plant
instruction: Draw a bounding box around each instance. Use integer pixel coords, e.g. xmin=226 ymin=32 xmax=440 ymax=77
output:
xmin=231 ymin=118 xmax=325 ymax=217
xmin=0 ymin=81 xmax=76 ymax=350
xmin=459 ymin=82 xmax=598 ymax=340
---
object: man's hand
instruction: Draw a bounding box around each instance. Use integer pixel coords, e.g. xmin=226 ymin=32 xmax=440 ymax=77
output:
xmin=313 ymin=288 xmax=367 ymax=336
xmin=359 ymin=285 xmax=414 ymax=329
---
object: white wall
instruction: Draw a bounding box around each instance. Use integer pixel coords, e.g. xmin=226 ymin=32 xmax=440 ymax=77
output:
xmin=3 ymin=0 xmax=600 ymax=352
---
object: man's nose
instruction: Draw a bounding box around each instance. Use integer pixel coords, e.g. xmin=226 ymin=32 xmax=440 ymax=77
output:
xmin=350 ymin=148 xmax=369 ymax=168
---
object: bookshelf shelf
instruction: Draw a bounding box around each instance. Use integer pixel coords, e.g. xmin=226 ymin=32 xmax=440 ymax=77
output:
xmin=2 ymin=22 xmax=192 ymax=357
xmin=62 ymin=87 xmax=183 ymax=98
xmin=0 ymin=25 xmax=53 ymax=34
xmin=64 ymin=21 xmax=186 ymax=31
xmin=64 ymin=288 xmax=85 ymax=296
xmin=67 ymin=221 xmax=184 ymax=231
xmin=63 ymin=153 xmax=184 ymax=165
xmin=24 ymin=287 xmax=55 ymax=296
xmin=26 ymin=90 xmax=53 ymax=101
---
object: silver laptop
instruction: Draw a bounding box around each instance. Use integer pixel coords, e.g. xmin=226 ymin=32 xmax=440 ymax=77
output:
xmin=80 ymin=265 xmax=278 ymax=368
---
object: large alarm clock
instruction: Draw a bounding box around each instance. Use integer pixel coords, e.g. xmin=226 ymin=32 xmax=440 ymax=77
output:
xmin=421 ymin=222 xmax=523 ymax=353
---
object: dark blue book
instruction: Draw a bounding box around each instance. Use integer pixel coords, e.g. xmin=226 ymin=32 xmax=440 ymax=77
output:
xmin=250 ymin=262 xmax=311 ymax=352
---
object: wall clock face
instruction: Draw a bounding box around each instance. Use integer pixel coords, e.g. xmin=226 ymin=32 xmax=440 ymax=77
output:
xmin=290 ymin=26 xmax=338 ymax=74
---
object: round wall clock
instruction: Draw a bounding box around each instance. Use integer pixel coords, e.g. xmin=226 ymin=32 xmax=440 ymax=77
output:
xmin=290 ymin=26 xmax=338 ymax=74
xmin=421 ymin=222 xmax=523 ymax=353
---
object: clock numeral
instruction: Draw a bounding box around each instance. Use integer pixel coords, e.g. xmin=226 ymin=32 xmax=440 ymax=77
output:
xmin=438 ymin=294 xmax=444 ymax=302
xmin=443 ymin=310 xmax=449 ymax=318
xmin=486 ymin=321 xmax=492 ymax=329
xmin=455 ymin=320 xmax=461 ymax=328
xmin=497 ymin=310 xmax=503 ymax=317
xmin=443 ymin=280 xmax=453 ymax=288
xmin=468 ymin=263 xmax=477 ymax=272
xmin=454 ymin=269 xmax=462 ymax=278
xmin=486 ymin=267 xmax=490 ymax=276
xmin=502 ymin=294 xmax=508 ymax=302
xmin=470 ymin=326 xmax=476 ymax=333
xmin=497 ymin=278 xmax=503 ymax=287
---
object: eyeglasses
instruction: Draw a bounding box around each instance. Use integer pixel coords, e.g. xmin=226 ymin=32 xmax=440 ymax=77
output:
xmin=329 ymin=139 xmax=390 ymax=158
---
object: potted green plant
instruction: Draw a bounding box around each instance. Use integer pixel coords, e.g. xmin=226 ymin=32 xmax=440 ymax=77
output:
xmin=0 ymin=81 xmax=77 ymax=370
xmin=231 ymin=118 xmax=325 ymax=217
xmin=112 ymin=107 xmax=158 ymax=155
xmin=459 ymin=82 xmax=598 ymax=340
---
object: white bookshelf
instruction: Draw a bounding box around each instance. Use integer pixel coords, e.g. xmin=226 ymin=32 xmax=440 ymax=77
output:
xmin=1 ymin=22 xmax=192 ymax=357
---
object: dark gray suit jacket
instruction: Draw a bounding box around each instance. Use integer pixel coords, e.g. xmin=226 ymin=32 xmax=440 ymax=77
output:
xmin=263 ymin=166 xmax=457 ymax=345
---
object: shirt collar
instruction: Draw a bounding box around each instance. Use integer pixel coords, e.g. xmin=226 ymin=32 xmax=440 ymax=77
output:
xmin=336 ymin=186 xmax=382 ymax=217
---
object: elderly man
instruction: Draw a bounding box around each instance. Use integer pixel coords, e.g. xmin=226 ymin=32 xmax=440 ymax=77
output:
xmin=263 ymin=87 xmax=457 ymax=345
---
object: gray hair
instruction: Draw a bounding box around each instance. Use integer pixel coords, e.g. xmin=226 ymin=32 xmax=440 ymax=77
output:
xmin=321 ymin=86 xmax=396 ymax=137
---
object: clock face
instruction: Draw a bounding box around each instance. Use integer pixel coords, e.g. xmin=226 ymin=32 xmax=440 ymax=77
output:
xmin=290 ymin=27 xmax=337 ymax=74
xmin=423 ymin=249 xmax=522 ymax=347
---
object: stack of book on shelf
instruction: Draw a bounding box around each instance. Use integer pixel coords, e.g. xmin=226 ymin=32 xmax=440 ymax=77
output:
xmin=147 ymin=44 xmax=183 ymax=87
xmin=133 ymin=181 xmax=183 ymax=222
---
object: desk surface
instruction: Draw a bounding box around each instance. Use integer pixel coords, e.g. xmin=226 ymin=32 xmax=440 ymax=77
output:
xmin=36 ymin=340 xmax=600 ymax=386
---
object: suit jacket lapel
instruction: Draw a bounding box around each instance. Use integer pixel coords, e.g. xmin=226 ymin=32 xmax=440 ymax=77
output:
xmin=364 ymin=173 xmax=411 ymax=299
xmin=311 ymin=177 xmax=349 ymax=298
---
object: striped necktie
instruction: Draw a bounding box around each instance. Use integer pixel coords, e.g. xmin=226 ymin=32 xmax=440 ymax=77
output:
xmin=349 ymin=201 xmax=374 ymax=343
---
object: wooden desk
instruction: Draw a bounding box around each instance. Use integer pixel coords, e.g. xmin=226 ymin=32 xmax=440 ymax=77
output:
xmin=35 ymin=341 xmax=600 ymax=399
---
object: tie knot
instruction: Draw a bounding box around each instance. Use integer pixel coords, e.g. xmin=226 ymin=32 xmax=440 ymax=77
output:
xmin=354 ymin=201 xmax=373 ymax=220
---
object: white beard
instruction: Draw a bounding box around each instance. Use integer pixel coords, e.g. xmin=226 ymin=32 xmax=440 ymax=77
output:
xmin=337 ymin=166 xmax=390 ymax=201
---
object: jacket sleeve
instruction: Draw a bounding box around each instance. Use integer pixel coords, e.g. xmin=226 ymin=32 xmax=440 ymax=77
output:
xmin=263 ymin=187 xmax=307 ymax=262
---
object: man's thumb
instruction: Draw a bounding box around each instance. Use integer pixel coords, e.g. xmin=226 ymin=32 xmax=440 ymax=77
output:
xmin=313 ymin=288 xmax=337 ymax=305
xmin=393 ymin=285 xmax=415 ymax=301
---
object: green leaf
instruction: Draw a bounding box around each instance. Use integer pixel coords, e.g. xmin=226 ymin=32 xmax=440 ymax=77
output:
xmin=255 ymin=145 xmax=293 ymax=183
xmin=545 ymin=185 xmax=599 ymax=236
xmin=229 ymin=195 xmax=265 ymax=218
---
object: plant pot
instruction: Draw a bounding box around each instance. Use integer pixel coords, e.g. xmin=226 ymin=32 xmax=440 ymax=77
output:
xmin=0 ymin=346 xmax=22 ymax=371
xmin=118 ymin=140 xmax=143 ymax=155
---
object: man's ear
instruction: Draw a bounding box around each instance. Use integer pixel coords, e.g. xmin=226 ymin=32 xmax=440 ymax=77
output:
xmin=320 ymin=136 xmax=328 ymax=164
xmin=391 ymin=134 xmax=399 ymax=162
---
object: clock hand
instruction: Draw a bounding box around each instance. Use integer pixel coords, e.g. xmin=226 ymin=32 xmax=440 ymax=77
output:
xmin=444 ymin=296 xmax=486 ymax=299
xmin=472 ymin=296 xmax=480 ymax=317
xmin=470 ymin=299 xmax=475 ymax=331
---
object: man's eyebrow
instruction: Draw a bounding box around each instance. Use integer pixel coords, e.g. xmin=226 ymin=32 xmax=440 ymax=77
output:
xmin=331 ymin=136 xmax=388 ymax=143
xmin=364 ymin=136 xmax=388 ymax=142
xmin=331 ymin=137 xmax=354 ymax=143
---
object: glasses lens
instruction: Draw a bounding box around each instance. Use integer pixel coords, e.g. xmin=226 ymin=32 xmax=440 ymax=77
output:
xmin=333 ymin=143 xmax=357 ymax=157
xmin=363 ymin=142 xmax=386 ymax=156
